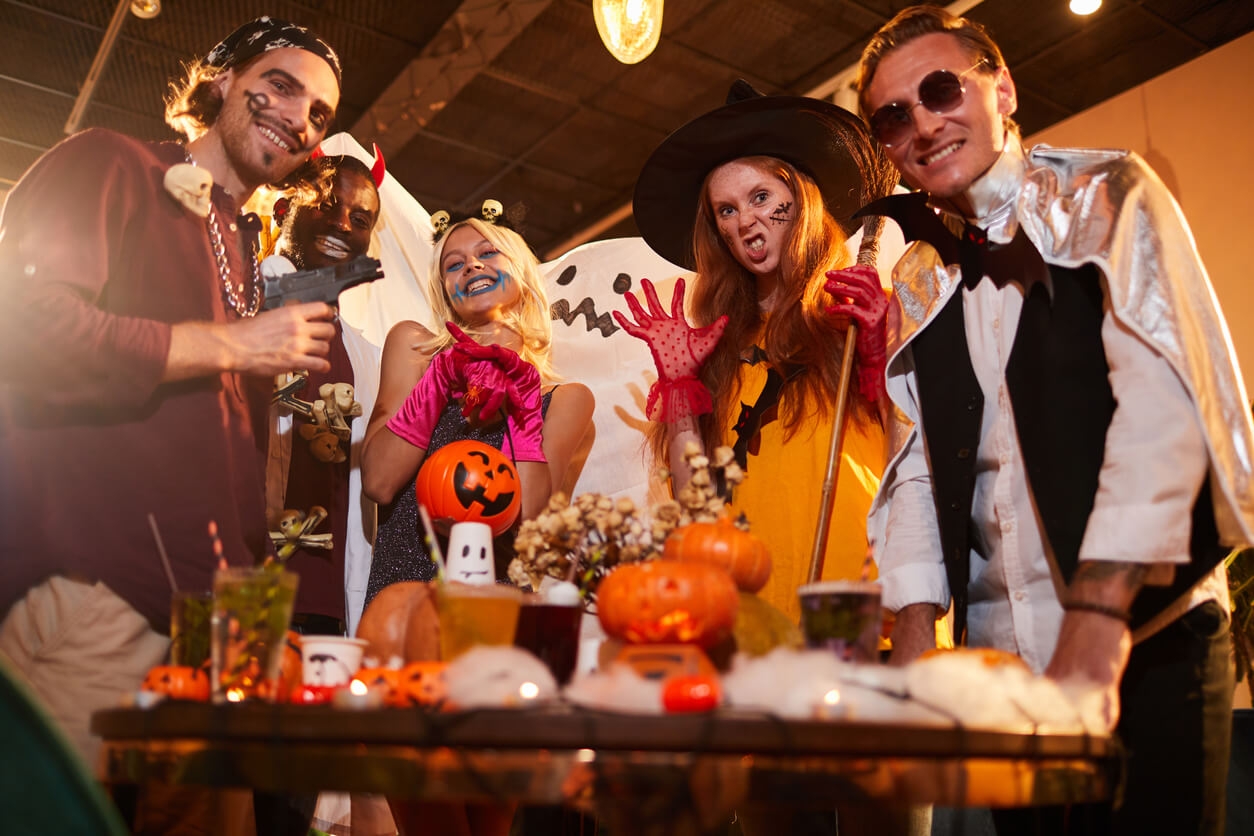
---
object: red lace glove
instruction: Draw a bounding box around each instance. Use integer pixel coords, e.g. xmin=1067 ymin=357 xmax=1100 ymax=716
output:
xmin=612 ymin=277 xmax=727 ymax=423
xmin=387 ymin=348 xmax=463 ymax=449
xmin=824 ymin=265 xmax=889 ymax=404
xmin=446 ymin=322 xmax=546 ymax=463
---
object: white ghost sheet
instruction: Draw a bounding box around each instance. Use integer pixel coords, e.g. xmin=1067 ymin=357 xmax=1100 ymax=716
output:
xmin=542 ymin=240 xmax=692 ymax=507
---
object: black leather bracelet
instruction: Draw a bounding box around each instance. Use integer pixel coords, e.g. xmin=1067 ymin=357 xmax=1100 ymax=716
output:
xmin=1063 ymin=600 xmax=1132 ymax=623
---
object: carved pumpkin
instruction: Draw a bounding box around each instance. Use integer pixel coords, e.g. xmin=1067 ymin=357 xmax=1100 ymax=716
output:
xmin=353 ymin=666 xmax=407 ymax=707
xmin=141 ymin=665 xmax=210 ymax=701
xmin=416 ymin=440 xmax=521 ymax=536
xmin=662 ymin=518 xmax=772 ymax=593
xmin=596 ymin=561 xmax=739 ymax=648
xmin=398 ymin=660 xmax=448 ymax=707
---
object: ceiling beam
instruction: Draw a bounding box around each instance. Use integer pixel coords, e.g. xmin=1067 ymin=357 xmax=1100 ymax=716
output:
xmin=351 ymin=0 xmax=555 ymax=158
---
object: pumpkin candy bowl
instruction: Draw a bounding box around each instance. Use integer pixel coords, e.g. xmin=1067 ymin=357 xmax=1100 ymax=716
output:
xmin=416 ymin=439 xmax=521 ymax=536
xmin=596 ymin=560 xmax=739 ymax=648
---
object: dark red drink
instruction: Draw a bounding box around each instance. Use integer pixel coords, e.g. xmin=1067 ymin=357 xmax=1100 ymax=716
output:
xmin=513 ymin=602 xmax=583 ymax=685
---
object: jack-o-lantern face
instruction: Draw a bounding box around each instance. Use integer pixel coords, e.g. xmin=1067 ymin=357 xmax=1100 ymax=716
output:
xmin=398 ymin=661 xmax=447 ymax=707
xmin=416 ymin=440 xmax=522 ymax=536
xmin=141 ymin=665 xmax=211 ymax=701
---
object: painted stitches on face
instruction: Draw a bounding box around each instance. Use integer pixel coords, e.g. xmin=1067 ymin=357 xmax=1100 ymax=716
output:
xmin=769 ymin=201 xmax=793 ymax=225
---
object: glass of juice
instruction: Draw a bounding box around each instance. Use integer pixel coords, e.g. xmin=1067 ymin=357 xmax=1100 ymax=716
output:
xmin=170 ymin=590 xmax=212 ymax=668
xmin=210 ymin=565 xmax=299 ymax=702
xmin=436 ymin=581 xmax=523 ymax=660
xmin=513 ymin=596 xmax=583 ymax=685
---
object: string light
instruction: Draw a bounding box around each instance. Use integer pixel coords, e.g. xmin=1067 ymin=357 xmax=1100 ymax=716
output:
xmin=593 ymin=0 xmax=664 ymax=65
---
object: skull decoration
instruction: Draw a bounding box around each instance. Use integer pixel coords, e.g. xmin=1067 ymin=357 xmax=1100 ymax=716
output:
xmin=163 ymin=163 xmax=213 ymax=218
xmin=480 ymin=199 xmax=503 ymax=223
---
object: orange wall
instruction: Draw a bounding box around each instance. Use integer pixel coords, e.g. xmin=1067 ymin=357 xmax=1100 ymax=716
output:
xmin=1027 ymin=31 xmax=1254 ymax=396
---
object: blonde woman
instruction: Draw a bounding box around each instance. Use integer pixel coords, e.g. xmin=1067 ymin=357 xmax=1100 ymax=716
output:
xmin=362 ymin=205 xmax=594 ymax=603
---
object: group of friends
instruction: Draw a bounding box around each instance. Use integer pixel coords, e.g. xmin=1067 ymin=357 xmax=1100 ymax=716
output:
xmin=1 ymin=6 xmax=1251 ymax=836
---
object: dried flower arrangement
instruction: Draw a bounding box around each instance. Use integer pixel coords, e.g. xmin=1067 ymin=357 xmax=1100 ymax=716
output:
xmin=508 ymin=443 xmax=745 ymax=602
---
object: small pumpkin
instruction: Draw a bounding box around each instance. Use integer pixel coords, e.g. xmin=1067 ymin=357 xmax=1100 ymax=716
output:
xmin=662 ymin=517 xmax=772 ymax=593
xmin=398 ymin=660 xmax=448 ymax=707
xmin=596 ymin=560 xmax=739 ymax=648
xmin=142 ymin=665 xmax=210 ymax=701
xmin=353 ymin=666 xmax=410 ymax=707
xmin=416 ymin=439 xmax=521 ymax=536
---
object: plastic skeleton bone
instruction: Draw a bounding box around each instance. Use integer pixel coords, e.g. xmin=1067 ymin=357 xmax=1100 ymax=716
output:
xmin=273 ymin=372 xmax=315 ymax=419
xmin=269 ymin=505 xmax=332 ymax=559
xmin=313 ymin=381 xmax=362 ymax=441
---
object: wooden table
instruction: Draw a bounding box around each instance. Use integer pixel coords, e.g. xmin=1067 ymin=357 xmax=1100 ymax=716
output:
xmin=92 ymin=701 xmax=1116 ymax=835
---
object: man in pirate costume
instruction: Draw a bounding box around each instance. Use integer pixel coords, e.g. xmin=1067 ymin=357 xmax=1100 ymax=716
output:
xmin=264 ymin=150 xmax=384 ymax=638
xmin=857 ymin=7 xmax=1254 ymax=835
xmin=0 ymin=17 xmax=342 ymax=783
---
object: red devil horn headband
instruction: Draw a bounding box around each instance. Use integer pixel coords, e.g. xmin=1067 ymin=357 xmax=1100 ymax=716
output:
xmin=370 ymin=143 xmax=386 ymax=188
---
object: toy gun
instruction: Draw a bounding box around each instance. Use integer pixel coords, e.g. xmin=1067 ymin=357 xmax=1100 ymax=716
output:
xmin=261 ymin=255 xmax=385 ymax=310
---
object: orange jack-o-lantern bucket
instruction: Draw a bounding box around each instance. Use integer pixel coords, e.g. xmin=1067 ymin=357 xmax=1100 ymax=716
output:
xmin=415 ymin=439 xmax=522 ymax=536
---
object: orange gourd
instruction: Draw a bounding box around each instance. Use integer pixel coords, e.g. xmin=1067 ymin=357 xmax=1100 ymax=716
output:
xmin=596 ymin=560 xmax=739 ymax=648
xmin=662 ymin=518 xmax=772 ymax=593
xmin=415 ymin=440 xmax=521 ymax=536
xmin=141 ymin=665 xmax=210 ymax=701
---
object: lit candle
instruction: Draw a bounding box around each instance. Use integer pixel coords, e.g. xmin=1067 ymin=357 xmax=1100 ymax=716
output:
xmin=332 ymin=678 xmax=386 ymax=710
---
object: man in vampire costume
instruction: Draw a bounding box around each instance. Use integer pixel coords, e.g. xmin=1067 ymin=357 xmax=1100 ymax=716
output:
xmin=856 ymin=6 xmax=1254 ymax=836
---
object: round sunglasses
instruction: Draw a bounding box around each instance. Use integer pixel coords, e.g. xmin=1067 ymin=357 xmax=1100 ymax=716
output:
xmin=868 ymin=60 xmax=990 ymax=148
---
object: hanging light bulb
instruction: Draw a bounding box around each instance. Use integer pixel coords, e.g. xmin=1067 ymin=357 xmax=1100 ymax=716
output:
xmin=130 ymin=0 xmax=161 ymax=19
xmin=1069 ymin=0 xmax=1101 ymax=14
xmin=594 ymin=0 xmax=664 ymax=65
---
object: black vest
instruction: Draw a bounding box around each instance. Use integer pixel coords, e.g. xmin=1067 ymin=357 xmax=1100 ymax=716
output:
xmin=910 ymin=263 xmax=1224 ymax=642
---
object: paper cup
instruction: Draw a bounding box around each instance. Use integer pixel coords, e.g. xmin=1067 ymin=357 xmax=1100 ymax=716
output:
xmin=445 ymin=521 xmax=495 ymax=585
xmin=798 ymin=580 xmax=882 ymax=664
xmin=300 ymin=636 xmax=369 ymax=687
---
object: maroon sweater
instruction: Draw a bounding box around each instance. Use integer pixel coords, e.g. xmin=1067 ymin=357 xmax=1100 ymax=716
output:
xmin=0 ymin=129 xmax=270 ymax=629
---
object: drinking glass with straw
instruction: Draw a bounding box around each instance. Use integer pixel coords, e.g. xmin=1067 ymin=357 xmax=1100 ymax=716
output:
xmin=207 ymin=520 xmax=299 ymax=702
xmin=149 ymin=513 xmax=211 ymax=667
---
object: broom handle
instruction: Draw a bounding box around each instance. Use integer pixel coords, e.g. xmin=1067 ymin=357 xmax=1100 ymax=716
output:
xmin=807 ymin=215 xmax=887 ymax=584
xmin=807 ymin=323 xmax=857 ymax=583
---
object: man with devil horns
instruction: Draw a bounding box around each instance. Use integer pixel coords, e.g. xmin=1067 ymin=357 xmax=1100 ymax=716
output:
xmin=265 ymin=148 xmax=384 ymax=638
xmin=857 ymin=6 xmax=1254 ymax=835
xmin=0 ymin=17 xmax=342 ymax=785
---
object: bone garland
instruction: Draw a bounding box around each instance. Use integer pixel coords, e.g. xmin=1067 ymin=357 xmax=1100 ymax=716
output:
xmin=273 ymin=372 xmax=315 ymax=418
xmin=289 ymin=380 xmax=361 ymax=463
xmin=269 ymin=505 xmax=333 ymax=560
xmin=164 ymin=164 xmax=213 ymax=218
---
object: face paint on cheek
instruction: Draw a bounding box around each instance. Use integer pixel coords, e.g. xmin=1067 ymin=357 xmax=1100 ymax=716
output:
xmin=769 ymin=201 xmax=793 ymax=225
xmin=244 ymin=89 xmax=271 ymax=115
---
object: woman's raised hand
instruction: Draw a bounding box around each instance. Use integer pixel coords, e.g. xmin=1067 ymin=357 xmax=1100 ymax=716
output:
xmin=824 ymin=265 xmax=889 ymax=404
xmin=613 ymin=277 xmax=727 ymax=422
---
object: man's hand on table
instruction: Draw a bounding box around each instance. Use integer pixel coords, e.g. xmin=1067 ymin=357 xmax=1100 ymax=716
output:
xmin=1044 ymin=560 xmax=1145 ymax=732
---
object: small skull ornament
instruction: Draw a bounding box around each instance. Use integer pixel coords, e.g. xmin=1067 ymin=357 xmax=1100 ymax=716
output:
xmin=164 ymin=163 xmax=213 ymax=218
xmin=480 ymin=199 xmax=503 ymax=223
